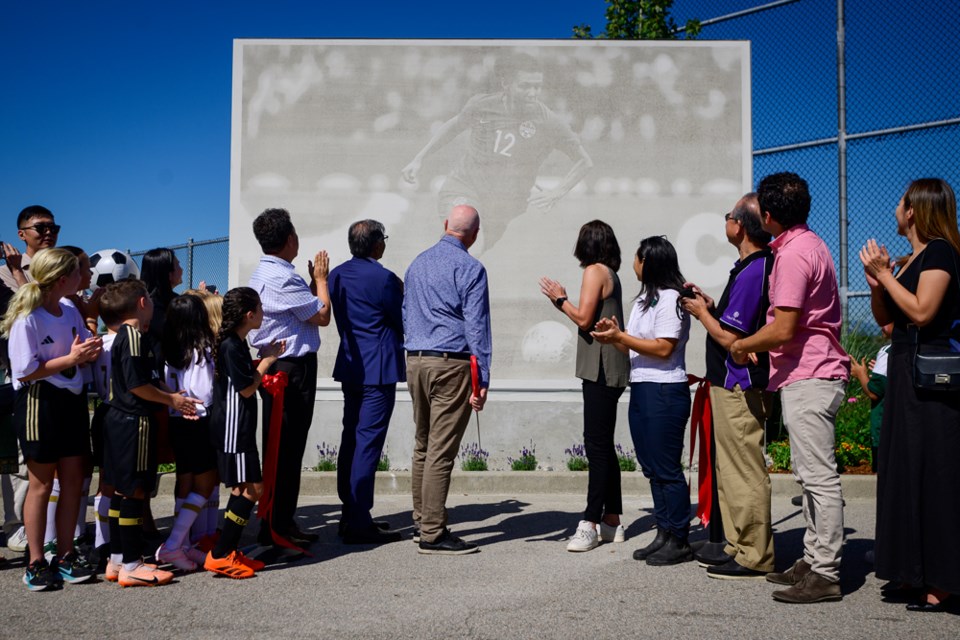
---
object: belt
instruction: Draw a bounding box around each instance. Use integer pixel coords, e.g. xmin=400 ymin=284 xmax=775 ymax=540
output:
xmin=408 ymin=350 xmax=471 ymax=361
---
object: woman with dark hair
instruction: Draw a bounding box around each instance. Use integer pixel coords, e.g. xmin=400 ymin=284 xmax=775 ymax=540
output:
xmin=140 ymin=248 xmax=183 ymax=338
xmin=860 ymin=178 xmax=960 ymax=612
xmin=540 ymin=220 xmax=630 ymax=552
xmin=593 ymin=235 xmax=692 ymax=566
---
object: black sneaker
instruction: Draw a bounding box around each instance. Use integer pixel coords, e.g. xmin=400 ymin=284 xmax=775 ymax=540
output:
xmin=706 ymin=557 xmax=768 ymax=580
xmin=418 ymin=530 xmax=479 ymax=555
xmin=58 ymin=550 xmax=96 ymax=584
xmin=23 ymin=559 xmax=59 ymax=592
xmin=412 ymin=525 xmax=421 ymax=543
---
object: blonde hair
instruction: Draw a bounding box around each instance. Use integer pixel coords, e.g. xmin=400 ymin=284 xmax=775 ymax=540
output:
xmin=1 ymin=248 xmax=79 ymax=337
xmin=183 ymin=288 xmax=223 ymax=335
xmin=905 ymin=178 xmax=960 ymax=256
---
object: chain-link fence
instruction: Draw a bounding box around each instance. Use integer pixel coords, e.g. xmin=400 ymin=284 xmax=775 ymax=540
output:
xmin=676 ymin=0 xmax=960 ymax=328
xmin=129 ymin=237 xmax=228 ymax=295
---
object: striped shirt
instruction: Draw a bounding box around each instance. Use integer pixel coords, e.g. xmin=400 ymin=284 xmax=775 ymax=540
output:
xmin=210 ymin=334 xmax=258 ymax=453
xmin=403 ymin=234 xmax=492 ymax=386
xmin=247 ymin=255 xmax=323 ymax=357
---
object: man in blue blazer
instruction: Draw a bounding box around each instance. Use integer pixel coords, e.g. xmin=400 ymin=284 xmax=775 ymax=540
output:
xmin=329 ymin=219 xmax=405 ymax=545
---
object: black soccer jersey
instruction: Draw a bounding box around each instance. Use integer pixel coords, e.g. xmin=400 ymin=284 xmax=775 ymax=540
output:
xmin=210 ymin=334 xmax=258 ymax=454
xmin=109 ymin=323 xmax=163 ymax=416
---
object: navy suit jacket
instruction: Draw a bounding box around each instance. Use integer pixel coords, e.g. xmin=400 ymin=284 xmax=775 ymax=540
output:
xmin=329 ymin=256 xmax=406 ymax=385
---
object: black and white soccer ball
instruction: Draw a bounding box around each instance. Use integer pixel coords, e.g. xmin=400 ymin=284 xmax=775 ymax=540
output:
xmin=89 ymin=249 xmax=140 ymax=290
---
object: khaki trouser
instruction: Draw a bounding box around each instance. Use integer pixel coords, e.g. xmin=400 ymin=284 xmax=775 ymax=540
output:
xmin=710 ymin=385 xmax=775 ymax=572
xmin=407 ymin=354 xmax=473 ymax=544
xmin=781 ymin=378 xmax=846 ymax=582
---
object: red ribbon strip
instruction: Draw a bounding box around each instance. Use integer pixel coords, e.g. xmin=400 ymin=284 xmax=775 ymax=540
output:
xmin=470 ymin=355 xmax=480 ymax=399
xmin=687 ymin=374 xmax=713 ymax=527
xmin=257 ymin=369 xmax=311 ymax=556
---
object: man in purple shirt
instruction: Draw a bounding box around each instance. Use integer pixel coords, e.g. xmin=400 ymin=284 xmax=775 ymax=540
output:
xmin=683 ymin=192 xmax=775 ymax=580
xmin=403 ymin=205 xmax=491 ymax=555
xmin=731 ymin=173 xmax=850 ymax=604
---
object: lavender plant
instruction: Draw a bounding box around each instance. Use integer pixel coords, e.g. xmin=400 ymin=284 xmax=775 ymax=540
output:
xmin=565 ymin=443 xmax=589 ymax=471
xmin=459 ymin=442 xmax=489 ymax=471
xmin=616 ymin=444 xmax=637 ymax=472
xmin=314 ymin=441 xmax=338 ymax=472
xmin=508 ymin=442 xmax=538 ymax=471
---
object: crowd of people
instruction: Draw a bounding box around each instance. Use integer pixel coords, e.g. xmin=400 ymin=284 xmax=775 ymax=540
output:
xmin=0 ymin=173 xmax=957 ymax=612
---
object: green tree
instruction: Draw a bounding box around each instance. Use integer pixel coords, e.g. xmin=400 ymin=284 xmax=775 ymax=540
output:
xmin=574 ymin=0 xmax=701 ymax=40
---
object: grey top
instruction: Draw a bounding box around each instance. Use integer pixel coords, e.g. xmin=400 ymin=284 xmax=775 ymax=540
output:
xmin=574 ymin=267 xmax=630 ymax=388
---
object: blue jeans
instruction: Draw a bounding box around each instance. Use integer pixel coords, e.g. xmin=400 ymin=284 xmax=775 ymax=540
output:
xmin=628 ymin=382 xmax=692 ymax=540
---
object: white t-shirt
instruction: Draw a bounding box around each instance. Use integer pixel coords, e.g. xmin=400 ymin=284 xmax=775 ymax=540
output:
xmin=10 ymin=301 xmax=92 ymax=393
xmin=625 ymin=288 xmax=689 ymax=383
xmin=165 ymin=349 xmax=214 ymax=417
xmin=92 ymin=332 xmax=117 ymax=401
xmin=871 ymin=344 xmax=890 ymax=377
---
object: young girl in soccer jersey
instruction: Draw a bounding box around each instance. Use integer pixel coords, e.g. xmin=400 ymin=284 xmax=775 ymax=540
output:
xmin=0 ymin=248 xmax=103 ymax=590
xmin=156 ymin=294 xmax=219 ymax=571
xmin=205 ymin=287 xmax=284 ymax=579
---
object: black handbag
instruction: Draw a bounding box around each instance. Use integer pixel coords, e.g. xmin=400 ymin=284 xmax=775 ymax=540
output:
xmin=911 ymin=241 xmax=960 ymax=391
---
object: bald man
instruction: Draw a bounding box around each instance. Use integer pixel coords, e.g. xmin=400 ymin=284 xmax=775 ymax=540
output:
xmin=403 ymin=205 xmax=492 ymax=555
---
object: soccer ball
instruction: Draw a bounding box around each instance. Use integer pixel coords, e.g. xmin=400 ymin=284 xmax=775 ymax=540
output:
xmin=89 ymin=249 xmax=140 ymax=290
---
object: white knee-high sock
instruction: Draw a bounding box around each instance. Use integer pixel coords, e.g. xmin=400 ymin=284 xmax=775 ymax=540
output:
xmin=165 ymin=492 xmax=206 ymax=551
xmin=44 ymin=479 xmax=60 ymax=553
xmin=94 ymin=494 xmax=111 ymax=548
xmin=75 ymin=476 xmax=92 ymax=539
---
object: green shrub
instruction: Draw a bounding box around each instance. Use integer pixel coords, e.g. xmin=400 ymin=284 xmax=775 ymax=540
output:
xmin=460 ymin=443 xmax=489 ymax=471
xmin=376 ymin=452 xmax=390 ymax=472
xmin=508 ymin=442 xmax=537 ymax=471
xmin=565 ymin=444 xmax=588 ymax=471
xmin=767 ymin=440 xmax=791 ymax=472
xmin=616 ymin=444 xmax=637 ymax=472
xmin=314 ymin=442 xmax=338 ymax=472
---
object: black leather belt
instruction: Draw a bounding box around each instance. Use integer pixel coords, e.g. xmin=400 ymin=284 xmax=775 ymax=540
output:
xmin=408 ymin=350 xmax=471 ymax=361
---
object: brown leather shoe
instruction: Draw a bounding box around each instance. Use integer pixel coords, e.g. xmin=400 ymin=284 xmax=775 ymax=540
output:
xmin=766 ymin=558 xmax=811 ymax=585
xmin=772 ymin=571 xmax=842 ymax=603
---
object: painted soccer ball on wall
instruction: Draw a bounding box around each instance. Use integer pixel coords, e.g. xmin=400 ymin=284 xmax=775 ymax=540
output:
xmin=89 ymin=249 xmax=140 ymax=290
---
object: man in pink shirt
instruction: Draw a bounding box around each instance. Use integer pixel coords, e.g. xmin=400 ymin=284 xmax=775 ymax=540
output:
xmin=731 ymin=172 xmax=850 ymax=604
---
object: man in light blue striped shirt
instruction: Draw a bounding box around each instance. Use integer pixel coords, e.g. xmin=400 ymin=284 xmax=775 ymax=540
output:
xmin=248 ymin=208 xmax=330 ymax=548
xmin=404 ymin=205 xmax=491 ymax=555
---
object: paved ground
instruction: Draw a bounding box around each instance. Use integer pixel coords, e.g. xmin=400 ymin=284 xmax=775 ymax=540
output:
xmin=2 ymin=491 xmax=958 ymax=639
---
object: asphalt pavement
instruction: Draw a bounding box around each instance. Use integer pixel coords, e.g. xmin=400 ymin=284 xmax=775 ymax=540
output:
xmin=2 ymin=486 xmax=958 ymax=639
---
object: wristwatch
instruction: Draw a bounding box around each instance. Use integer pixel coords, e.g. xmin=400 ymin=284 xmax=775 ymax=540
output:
xmin=554 ymin=296 xmax=567 ymax=309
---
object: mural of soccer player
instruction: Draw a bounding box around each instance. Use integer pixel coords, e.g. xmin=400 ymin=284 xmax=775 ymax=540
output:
xmin=401 ymin=54 xmax=593 ymax=253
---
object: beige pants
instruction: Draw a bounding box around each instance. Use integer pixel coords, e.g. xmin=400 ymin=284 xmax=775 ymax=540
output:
xmin=781 ymin=378 xmax=846 ymax=582
xmin=710 ymin=384 xmax=775 ymax=571
xmin=407 ymin=355 xmax=473 ymax=544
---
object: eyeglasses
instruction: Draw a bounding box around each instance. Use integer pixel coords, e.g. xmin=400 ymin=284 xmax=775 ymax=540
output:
xmin=20 ymin=223 xmax=61 ymax=235
xmin=382 ymin=235 xmax=389 ymax=243
xmin=724 ymin=213 xmax=739 ymax=223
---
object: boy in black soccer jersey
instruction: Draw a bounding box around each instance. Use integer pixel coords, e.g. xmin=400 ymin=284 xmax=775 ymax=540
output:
xmin=98 ymin=279 xmax=201 ymax=587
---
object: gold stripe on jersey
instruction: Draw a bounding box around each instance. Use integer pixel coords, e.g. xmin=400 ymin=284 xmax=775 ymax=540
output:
xmin=118 ymin=517 xmax=143 ymax=526
xmin=108 ymin=509 xmax=121 ymax=518
xmin=125 ymin=324 xmax=141 ymax=357
xmin=48 ymin=495 xmax=58 ymax=503
xmin=182 ymin=502 xmax=203 ymax=514
xmin=26 ymin=384 xmax=41 ymax=442
xmin=137 ymin=415 xmax=150 ymax=472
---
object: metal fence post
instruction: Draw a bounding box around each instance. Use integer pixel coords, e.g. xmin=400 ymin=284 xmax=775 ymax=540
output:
xmin=187 ymin=237 xmax=194 ymax=289
xmin=836 ymin=0 xmax=849 ymax=325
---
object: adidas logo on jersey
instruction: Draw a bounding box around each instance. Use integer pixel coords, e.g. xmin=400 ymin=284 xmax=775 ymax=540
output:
xmin=41 ymin=336 xmax=55 ymax=345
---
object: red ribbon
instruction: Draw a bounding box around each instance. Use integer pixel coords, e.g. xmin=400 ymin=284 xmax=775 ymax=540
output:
xmin=257 ymin=369 xmax=311 ymax=556
xmin=687 ymin=374 xmax=713 ymax=527
xmin=470 ymin=355 xmax=480 ymax=399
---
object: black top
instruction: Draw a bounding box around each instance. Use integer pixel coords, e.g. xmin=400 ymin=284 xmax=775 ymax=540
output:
xmin=210 ymin=334 xmax=258 ymax=453
xmin=886 ymin=239 xmax=960 ymax=350
xmin=705 ymin=249 xmax=773 ymax=390
xmin=109 ymin=323 xmax=163 ymax=415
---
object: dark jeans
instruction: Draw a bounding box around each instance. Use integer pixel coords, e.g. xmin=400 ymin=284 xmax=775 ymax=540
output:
xmin=629 ymin=381 xmax=692 ymax=540
xmin=337 ymin=383 xmax=396 ymax=528
xmin=582 ymin=378 xmax=625 ymax=523
xmin=259 ymin=353 xmax=318 ymax=534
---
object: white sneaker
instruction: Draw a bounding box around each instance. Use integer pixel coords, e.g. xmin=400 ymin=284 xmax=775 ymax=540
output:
xmin=599 ymin=521 xmax=626 ymax=543
xmin=566 ymin=521 xmax=599 ymax=552
xmin=7 ymin=525 xmax=28 ymax=553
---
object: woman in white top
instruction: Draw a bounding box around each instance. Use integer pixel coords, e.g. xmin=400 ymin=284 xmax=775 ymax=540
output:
xmin=593 ymin=236 xmax=692 ymax=566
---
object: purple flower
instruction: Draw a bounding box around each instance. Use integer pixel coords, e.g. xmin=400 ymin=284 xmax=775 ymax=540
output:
xmin=847 ymin=397 xmax=858 ymax=403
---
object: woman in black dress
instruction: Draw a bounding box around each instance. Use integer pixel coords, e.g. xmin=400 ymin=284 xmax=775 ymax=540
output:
xmin=860 ymin=178 xmax=960 ymax=612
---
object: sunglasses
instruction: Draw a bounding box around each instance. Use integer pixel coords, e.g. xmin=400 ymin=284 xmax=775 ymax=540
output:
xmin=20 ymin=223 xmax=61 ymax=235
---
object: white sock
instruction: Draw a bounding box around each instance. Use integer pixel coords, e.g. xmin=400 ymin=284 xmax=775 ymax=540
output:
xmin=75 ymin=476 xmax=91 ymax=539
xmin=165 ymin=492 xmax=205 ymax=551
xmin=206 ymin=487 xmax=220 ymax=536
xmin=110 ymin=553 xmax=122 ymax=565
xmin=44 ymin=479 xmax=60 ymax=554
xmin=122 ymin=560 xmax=141 ymax=572
xmin=94 ymin=495 xmax=111 ymax=548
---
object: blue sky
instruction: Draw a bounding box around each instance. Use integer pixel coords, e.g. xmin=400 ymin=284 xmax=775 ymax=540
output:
xmin=0 ymin=0 xmax=608 ymax=256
